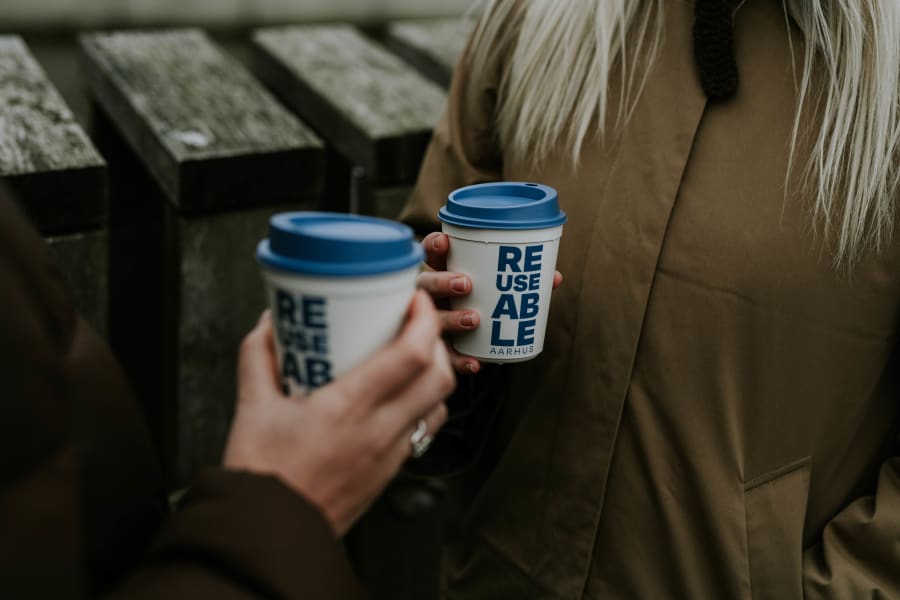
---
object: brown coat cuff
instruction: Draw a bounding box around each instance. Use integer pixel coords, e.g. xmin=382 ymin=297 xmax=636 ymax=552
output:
xmin=117 ymin=469 xmax=366 ymax=599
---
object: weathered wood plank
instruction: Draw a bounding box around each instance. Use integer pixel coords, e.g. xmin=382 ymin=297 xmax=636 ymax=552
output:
xmin=46 ymin=229 xmax=109 ymax=338
xmin=253 ymin=25 xmax=446 ymax=186
xmin=381 ymin=18 xmax=474 ymax=88
xmin=80 ymin=29 xmax=324 ymax=212
xmin=82 ymin=32 xmax=326 ymax=483
xmin=0 ymin=35 xmax=106 ymax=233
xmin=173 ymin=204 xmax=297 ymax=484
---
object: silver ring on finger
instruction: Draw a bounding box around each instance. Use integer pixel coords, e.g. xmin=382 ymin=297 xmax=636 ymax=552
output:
xmin=409 ymin=419 xmax=434 ymax=458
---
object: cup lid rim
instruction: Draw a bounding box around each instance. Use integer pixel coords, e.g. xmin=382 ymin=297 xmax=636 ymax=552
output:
xmin=439 ymin=182 xmax=567 ymax=230
xmin=257 ymin=212 xmax=424 ymax=276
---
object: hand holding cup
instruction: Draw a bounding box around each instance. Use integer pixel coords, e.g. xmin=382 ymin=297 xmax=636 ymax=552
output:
xmin=224 ymin=292 xmax=454 ymax=536
xmin=240 ymin=212 xmax=456 ymax=535
xmin=418 ymin=183 xmax=566 ymax=373
xmin=417 ymin=231 xmax=483 ymax=375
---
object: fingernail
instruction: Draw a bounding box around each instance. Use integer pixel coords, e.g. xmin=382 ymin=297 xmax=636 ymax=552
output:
xmin=432 ymin=235 xmax=441 ymax=250
xmin=460 ymin=312 xmax=476 ymax=328
xmin=450 ymin=277 xmax=468 ymax=293
xmin=467 ymin=361 xmax=479 ymax=374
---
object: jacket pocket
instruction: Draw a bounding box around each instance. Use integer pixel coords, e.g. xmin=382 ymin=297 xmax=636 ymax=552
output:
xmin=743 ymin=456 xmax=811 ymax=600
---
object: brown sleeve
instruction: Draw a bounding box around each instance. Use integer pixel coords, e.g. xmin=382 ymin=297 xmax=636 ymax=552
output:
xmin=115 ymin=470 xmax=367 ymax=600
xmin=802 ymin=456 xmax=900 ymax=597
xmin=0 ymin=448 xmax=83 ymax=598
xmin=0 ymin=186 xmax=166 ymax=595
xmin=0 ymin=187 xmax=86 ymax=598
xmin=398 ymin=10 xmax=506 ymax=236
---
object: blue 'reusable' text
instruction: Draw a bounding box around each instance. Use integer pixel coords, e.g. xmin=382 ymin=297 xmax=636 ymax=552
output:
xmin=489 ymin=244 xmax=542 ymax=356
xmin=276 ymin=290 xmax=333 ymax=389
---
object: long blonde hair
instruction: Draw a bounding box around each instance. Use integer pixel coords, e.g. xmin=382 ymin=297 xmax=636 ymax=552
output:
xmin=469 ymin=0 xmax=900 ymax=266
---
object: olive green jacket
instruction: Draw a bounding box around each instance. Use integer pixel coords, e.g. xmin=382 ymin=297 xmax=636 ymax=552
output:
xmin=402 ymin=1 xmax=900 ymax=598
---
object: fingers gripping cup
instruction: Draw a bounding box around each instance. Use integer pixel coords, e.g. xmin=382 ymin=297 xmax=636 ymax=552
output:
xmin=439 ymin=182 xmax=566 ymax=363
xmin=257 ymin=212 xmax=423 ymax=395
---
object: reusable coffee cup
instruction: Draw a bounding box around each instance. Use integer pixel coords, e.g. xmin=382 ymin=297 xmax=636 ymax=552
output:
xmin=439 ymin=182 xmax=566 ymax=363
xmin=257 ymin=212 xmax=424 ymax=395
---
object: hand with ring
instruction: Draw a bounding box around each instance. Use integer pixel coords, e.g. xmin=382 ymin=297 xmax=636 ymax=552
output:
xmin=223 ymin=291 xmax=454 ymax=536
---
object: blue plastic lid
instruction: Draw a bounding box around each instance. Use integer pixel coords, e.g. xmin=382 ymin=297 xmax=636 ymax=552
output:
xmin=256 ymin=212 xmax=424 ymax=276
xmin=438 ymin=182 xmax=567 ymax=230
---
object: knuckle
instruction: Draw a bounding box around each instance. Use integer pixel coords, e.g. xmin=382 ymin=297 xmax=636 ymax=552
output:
xmin=400 ymin=339 xmax=431 ymax=372
xmin=320 ymin=389 xmax=354 ymax=424
xmin=368 ymin=430 xmax=394 ymax=458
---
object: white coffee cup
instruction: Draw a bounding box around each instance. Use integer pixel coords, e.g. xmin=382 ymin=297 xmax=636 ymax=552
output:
xmin=439 ymin=182 xmax=566 ymax=363
xmin=257 ymin=212 xmax=423 ymax=395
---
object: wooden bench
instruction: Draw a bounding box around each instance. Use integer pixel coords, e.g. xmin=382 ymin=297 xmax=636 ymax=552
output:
xmin=5 ymin=23 xmax=468 ymax=600
xmin=381 ymin=18 xmax=473 ymax=88
xmin=253 ymin=25 xmax=447 ymax=218
xmin=0 ymin=35 xmax=109 ymax=336
xmin=81 ymin=29 xmax=325 ymax=484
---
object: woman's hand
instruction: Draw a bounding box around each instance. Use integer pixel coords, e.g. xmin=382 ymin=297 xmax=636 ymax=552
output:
xmin=416 ymin=231 xmax=563 ymax=375
xmin=415 ymin=232 xmax=482 ymax=375
xmin=223 ymin=291 xmax=454 ymax=536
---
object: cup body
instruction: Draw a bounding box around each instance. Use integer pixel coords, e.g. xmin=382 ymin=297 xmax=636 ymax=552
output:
xmin=261 ymin=265 xmax=419 ymax=395
xmin=438 ymin=182 xmax=566 ymax=364
xmin=257 ymin=212 xmax=423 ymax=394
xmin=444 ymin=224 xmax=562 ymax=362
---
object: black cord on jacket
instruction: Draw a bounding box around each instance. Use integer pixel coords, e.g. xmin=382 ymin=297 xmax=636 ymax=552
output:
xmin=693 ymin=0 xmax=738 ymax=101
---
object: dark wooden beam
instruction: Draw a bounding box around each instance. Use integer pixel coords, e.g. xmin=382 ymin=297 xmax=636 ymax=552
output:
xmin=0 ymin=35 xmax=107 ymax=234
xmin=253 ymin=25 xmax=446 ymax=187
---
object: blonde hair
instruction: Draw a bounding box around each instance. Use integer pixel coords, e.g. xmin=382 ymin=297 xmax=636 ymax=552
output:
xmin=787 ymin=1 xmax=900 ymax=265
xmin=469 ymin=0 xmax=900 ymax=267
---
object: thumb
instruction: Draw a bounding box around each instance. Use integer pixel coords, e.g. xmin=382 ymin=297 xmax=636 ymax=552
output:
xmin=238 ymin=310 xmax=282 ymax=403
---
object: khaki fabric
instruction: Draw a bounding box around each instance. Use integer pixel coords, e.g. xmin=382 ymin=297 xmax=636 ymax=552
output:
xmin=402 ymin=1 xmax=900 ymax=598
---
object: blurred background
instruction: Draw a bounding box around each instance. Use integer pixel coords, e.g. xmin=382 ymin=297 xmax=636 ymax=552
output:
xmin=1 ymin=0 xmax=472 ymax=30
xmin=1 ymin=0 xmax=473 ymax=126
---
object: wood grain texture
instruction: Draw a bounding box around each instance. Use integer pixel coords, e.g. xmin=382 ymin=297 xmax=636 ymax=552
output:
xmin=173 ymin=203 xmax=301 ymax=483
xmin=80 ymin=29 xmax=324 ymax=212
xmin=46 ymin=229 xmax=109 ymax=338
xmin=382 ymin=18 xmax=473 ymax=88
xmin=0 ymin=36 xmax=107 ymax=233
xmin=253 ymin=25 xmax=446 ymax=186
